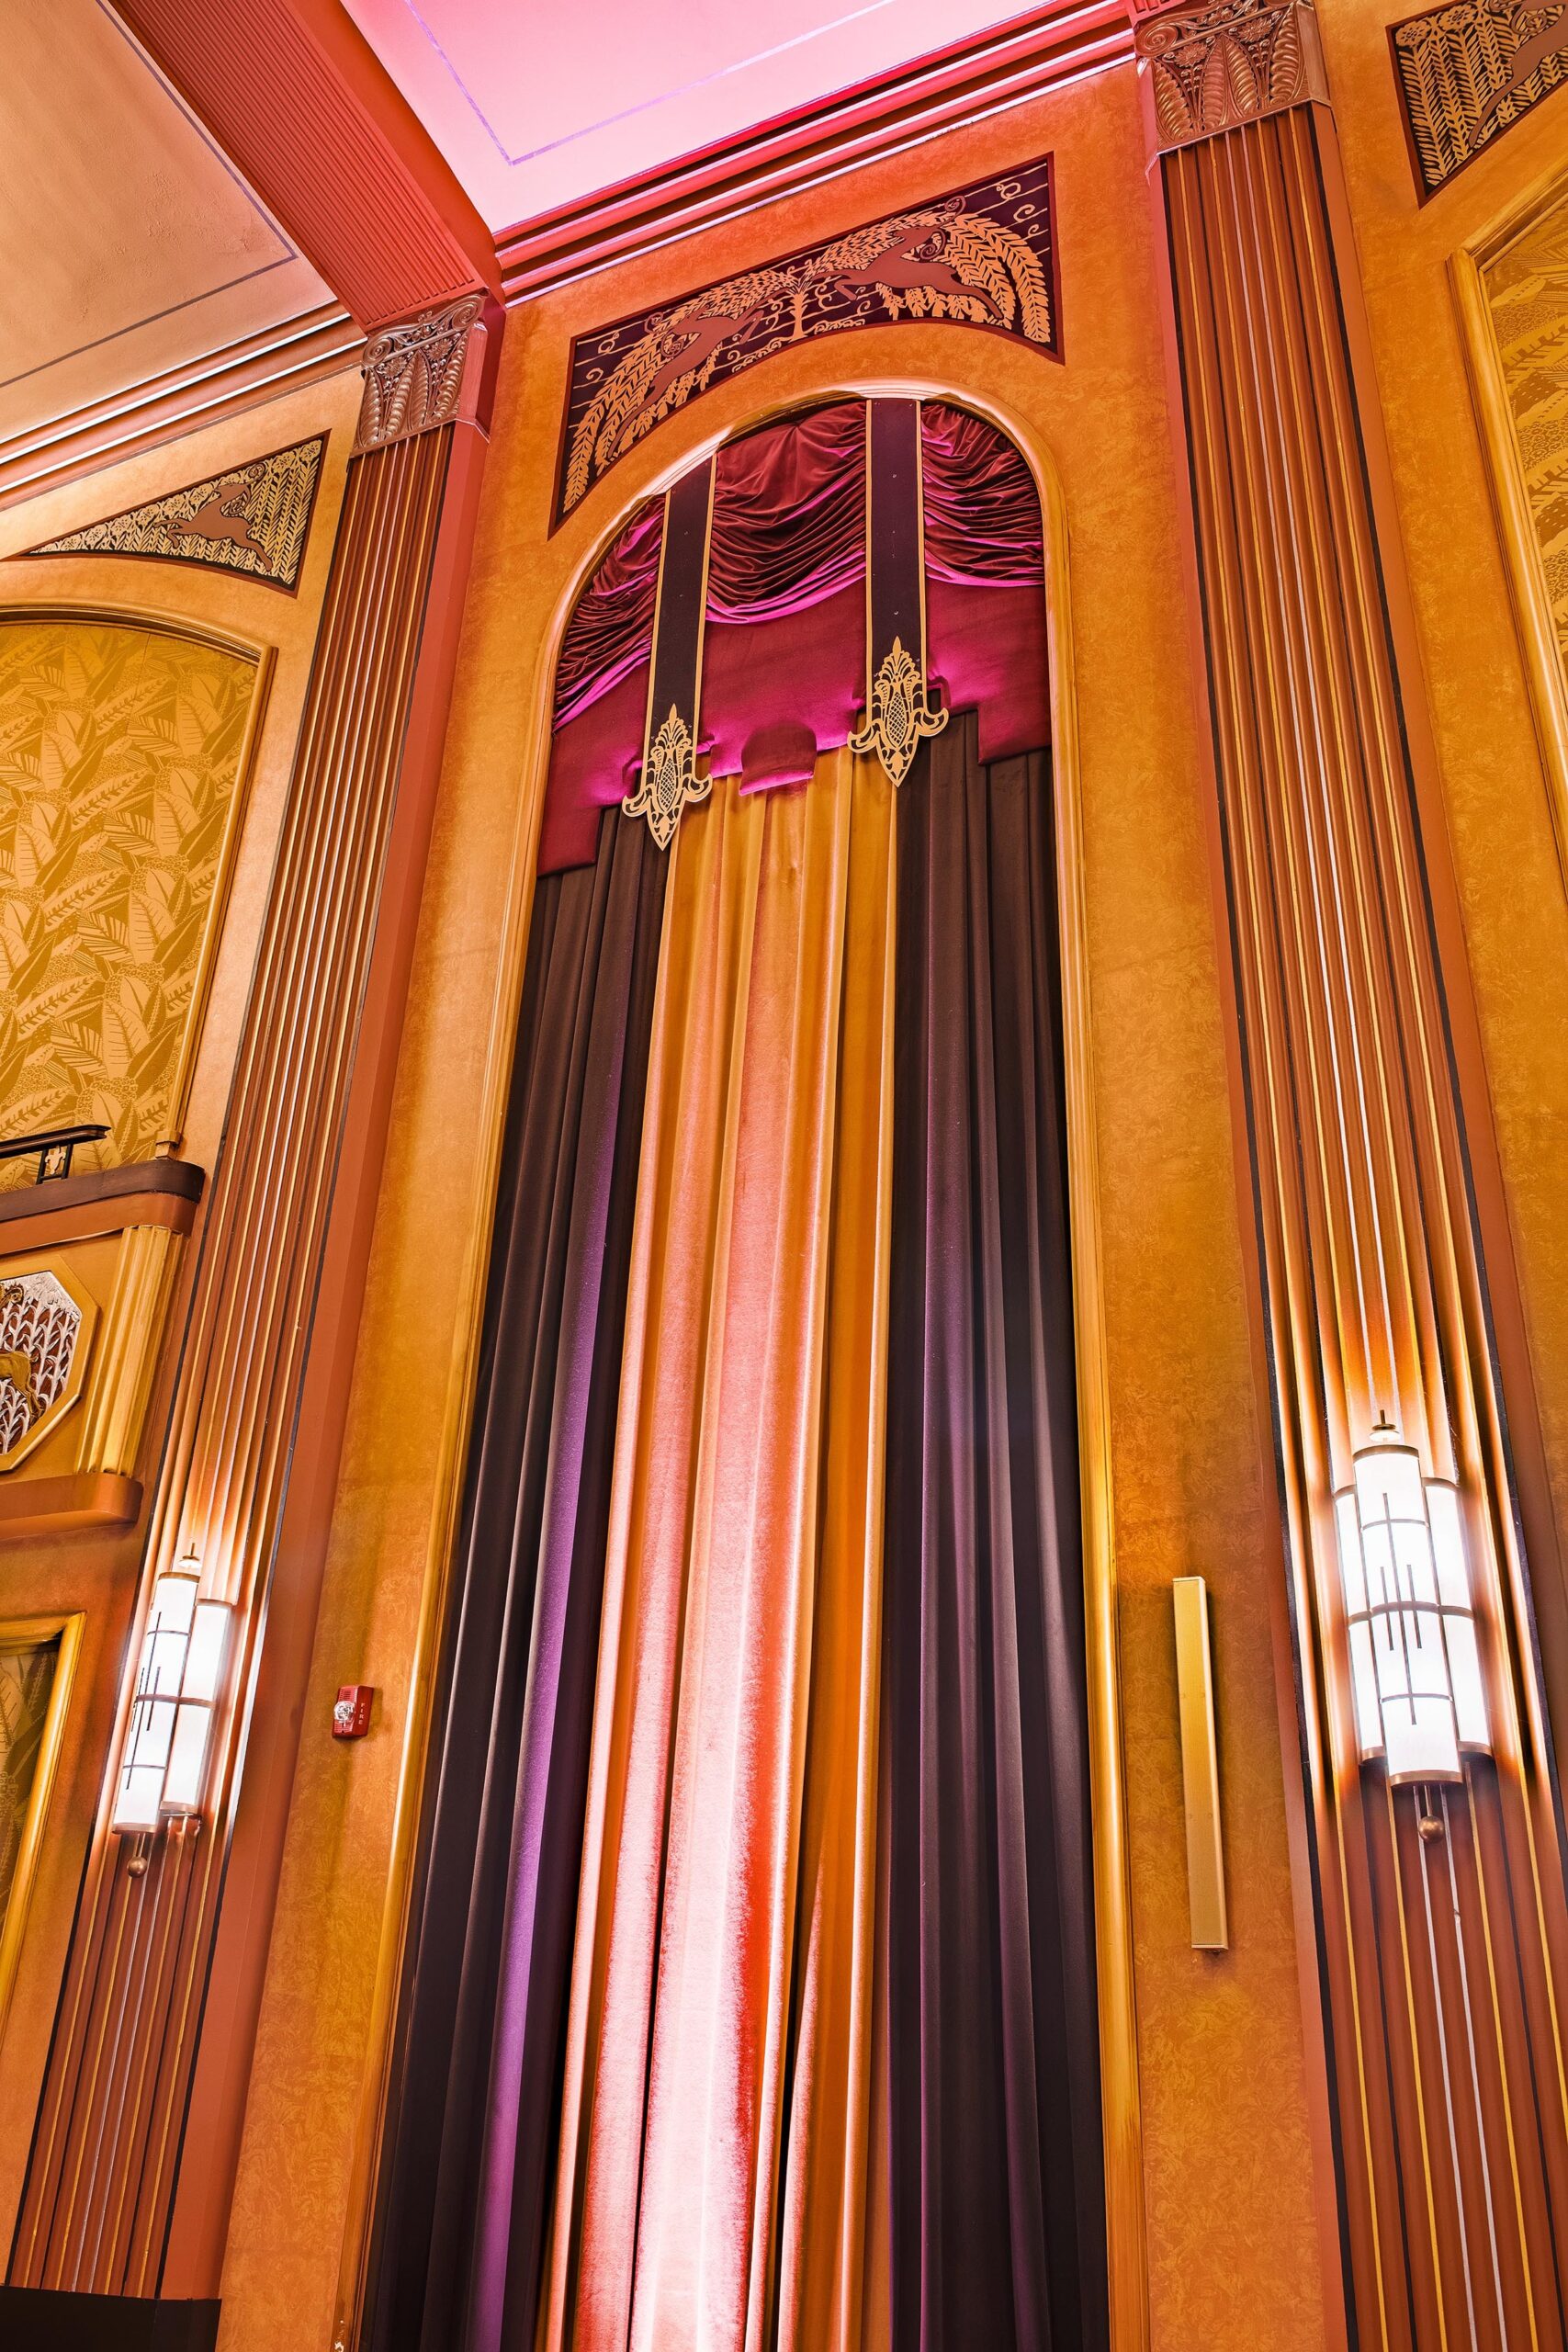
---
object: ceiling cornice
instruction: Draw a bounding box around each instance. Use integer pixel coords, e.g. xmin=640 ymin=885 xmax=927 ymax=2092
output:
xmin=0 ymin=301 xmax=360 ymax=514
xmin=495 ymin=0 xmax=1134 ymax=305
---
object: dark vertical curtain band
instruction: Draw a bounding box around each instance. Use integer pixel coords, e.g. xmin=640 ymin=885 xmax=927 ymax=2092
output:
xmin=884 ymin=714 xmax=1108 ymax=2352
xmin=365 ymin=808 xmax=667 ymax=2352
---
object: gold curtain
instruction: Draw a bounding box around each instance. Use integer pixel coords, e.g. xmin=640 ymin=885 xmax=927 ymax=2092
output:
xmin=542 ymin=751 xmax=895 ymax=2352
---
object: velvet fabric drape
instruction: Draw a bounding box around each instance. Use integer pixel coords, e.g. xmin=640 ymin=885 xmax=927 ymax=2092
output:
xmin=366 ymin=808 xmax=667 ymax=2352
xmin=883 ymin=714 xmax=1107 ymax=2352
xmin=539 ymin=401 xmax=1051 ymax=870
xmin=542 ymin=752 xmax=897 ymax=2352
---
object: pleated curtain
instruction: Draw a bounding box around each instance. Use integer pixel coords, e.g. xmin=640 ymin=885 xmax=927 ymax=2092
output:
xmin=885 ymin=716 xmax=1107 ymax=2352
xmin=368 ymin=660 xmax=1105 ymax=2350
xmin=542 ymin=750 xmax=895 ymax=2352
xmin=366 ymin=809 xmax=666 ymax=2352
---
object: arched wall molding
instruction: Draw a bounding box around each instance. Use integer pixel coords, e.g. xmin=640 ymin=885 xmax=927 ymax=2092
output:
xmin=0 ymin=596 xmax=270 ymax=669
xmin=334 ymin=346 xmax=1151 ymax=2352
xmin=0 ymin=601 xmax=276 ymax=1164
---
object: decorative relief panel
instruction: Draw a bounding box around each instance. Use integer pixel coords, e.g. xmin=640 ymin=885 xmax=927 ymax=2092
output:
xmin=20 ymin=438 xmax=325 ymax=592
xmin=555 ymin=154 xmax=1058 ymax=523
xmin=0 ymin=620 xmax=257 ymax=1188
xmin=355 ymin=296 xmax=486 ymax=452
xmin=1393 ymin=0 xmax=1568 ymax=195
xmin=0 ymin=1268 xmax=91 ymax=1469
xmin=1134 ymin=0 xmax=1325 ymax=150
xmin=1482 ymin=181 xmax=1568 ymax=661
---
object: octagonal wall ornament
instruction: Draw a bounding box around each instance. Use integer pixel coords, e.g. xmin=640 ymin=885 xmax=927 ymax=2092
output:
xmin=0 ymin=1261 xmax=97 ymax=1473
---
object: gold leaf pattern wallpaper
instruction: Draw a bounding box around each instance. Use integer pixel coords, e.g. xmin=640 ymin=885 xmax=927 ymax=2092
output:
xmin=0 ymin=1638 xmax=59 ymax=1936
xmin=1484 ymin=183 xmax=1568 ymax=670
xmin=0 ymin=619 xmax=255 ymax=1189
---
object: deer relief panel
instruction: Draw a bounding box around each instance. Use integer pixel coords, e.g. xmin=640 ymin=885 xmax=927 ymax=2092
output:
xmin=18 ymin=437 xmax=325 ymax=591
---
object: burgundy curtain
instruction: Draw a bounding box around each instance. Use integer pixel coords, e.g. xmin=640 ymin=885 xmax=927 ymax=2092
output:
xmin=539 ymin=401 xmax=1051 ymax=869
xmin=552 ymin=504 xmax=663 ymax=729
xmin=920 ymin=403 xmax=1049 ymax=762
xmin=366 ymin=808 xmax=667 ymax=2352
xmin=884 ymin=712 xmax=1107 ymax=2352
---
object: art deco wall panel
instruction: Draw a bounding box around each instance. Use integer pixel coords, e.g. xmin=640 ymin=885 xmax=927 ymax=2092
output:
xmin=1456 ymin=168 xmax=1568 ymax=885
xmin=555 ymin=154 xmax=1059 ymax=520
xmin=18 ymin=439 xmax=326 ymax=593
xmin=1392 ymin=0 xmax=1568 ymax=196
xmin=1141 ymin=1 xmax=1568 ymax=2338
xmin=0 ymin=617 xmax=262 ymax=1183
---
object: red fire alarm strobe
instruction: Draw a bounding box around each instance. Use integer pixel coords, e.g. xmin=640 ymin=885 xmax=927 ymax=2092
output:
xmin=333 ymin=1684 xmax=375 ymax=1740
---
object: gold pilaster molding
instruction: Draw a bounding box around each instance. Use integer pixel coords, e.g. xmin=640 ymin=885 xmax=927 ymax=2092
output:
xmin=73 ymin=1224 xmax=185 ymax=1477
xmin=1153 ymin=88 xmax=1568 ymax=2341
xmin=354 ymin=295 xmax=490 ymax=454
xmin=1133 ymin=0 xmax=1327 ymax=153
xmin=12 ymin=294 xmax=495 ymax=2304
xmin=1172 ymin=1578 xmax=1228 ymax=1951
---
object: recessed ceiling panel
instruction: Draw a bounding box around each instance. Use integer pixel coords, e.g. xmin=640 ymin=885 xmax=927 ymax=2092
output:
xmin=0 ymin=0 xmax=328 ymax=445
xmin=344 ymin=0 xmax=1036 ymax=230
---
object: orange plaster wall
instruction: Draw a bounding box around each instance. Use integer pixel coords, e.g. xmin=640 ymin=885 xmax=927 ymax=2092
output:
xmin=1316 ymin=14 xmax=1568 ymax=1679
xmin=220 ymin=62 xmax=1335 ymax=2352
xmin=0 ymin=370 xmax=359 ymax=2250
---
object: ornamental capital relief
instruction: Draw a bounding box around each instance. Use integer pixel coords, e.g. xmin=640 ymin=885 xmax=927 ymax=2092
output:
xmin=1130 ymin=0 xmax=1328 ymax=153
xmin=354 ymin=292 xmax=490 ymax=454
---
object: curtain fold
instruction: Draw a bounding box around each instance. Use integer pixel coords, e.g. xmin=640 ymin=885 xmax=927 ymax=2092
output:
xmin=553 ymin=505 xmax=664 ymax=729
xmin=883 ymin=713 xmax=1107 ymax=2352
xmin=366 ymin=808 xmax=667 ymax=2352
xmin=706 ymin=401 xmax=864 ymax=623
xmin=542 ymin=752 xmax=897 ymax=2352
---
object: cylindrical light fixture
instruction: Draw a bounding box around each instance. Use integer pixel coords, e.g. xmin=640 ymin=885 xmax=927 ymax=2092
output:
xmin=112 ymin=1550 xmax=232 ymax=1832
xmin=1334 ymin=1421 xmax=1489 ymax=1783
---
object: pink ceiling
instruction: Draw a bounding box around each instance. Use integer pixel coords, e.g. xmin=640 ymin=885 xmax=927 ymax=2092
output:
xmin=344 ymin=0 xmax=1036 ymax=232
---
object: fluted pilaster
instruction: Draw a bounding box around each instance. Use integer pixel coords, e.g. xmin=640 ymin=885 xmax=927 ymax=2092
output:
xmin=8 ymin=300 xmax=494 ymax=2308
xmin=1140 ymin=7 xmax=1568 ymax=2339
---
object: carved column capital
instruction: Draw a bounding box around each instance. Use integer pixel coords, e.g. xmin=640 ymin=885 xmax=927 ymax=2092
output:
xmin=354 ymin=293 xmax=490 ymax=453
xmin=1133 ymin=0 xmax=1327 ymax=153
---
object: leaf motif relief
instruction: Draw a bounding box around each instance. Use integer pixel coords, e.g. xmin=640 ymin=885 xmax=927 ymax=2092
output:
xmin=0 ymin=620 xmax=253 ymax=1186
xmin=1269 ymin=4 xmax=1302 ymax=98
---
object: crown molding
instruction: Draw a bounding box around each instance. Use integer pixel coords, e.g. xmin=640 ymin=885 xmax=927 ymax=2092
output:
xmin=0 ymin=302 xmax=360 ymax=515
xmin=495 ymin=0 xmax=1133 ymax=304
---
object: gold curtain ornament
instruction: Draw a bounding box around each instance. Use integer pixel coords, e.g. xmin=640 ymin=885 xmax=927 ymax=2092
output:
xmin=849 ymin=639 xmax=947 ymax=788
xmin=622 ymin=705 xmax=710 ymax=849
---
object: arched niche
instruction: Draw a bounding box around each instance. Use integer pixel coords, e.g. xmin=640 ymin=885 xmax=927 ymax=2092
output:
xmin=418 ymin=370 xmax=1145 ymax=2343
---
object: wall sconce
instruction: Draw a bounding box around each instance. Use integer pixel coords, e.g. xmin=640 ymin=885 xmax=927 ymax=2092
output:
xmin=112 ymin=1550 xmax=232 ymax=1833
xmin=1334 ymin=1421 xmax=1489 ymax=1784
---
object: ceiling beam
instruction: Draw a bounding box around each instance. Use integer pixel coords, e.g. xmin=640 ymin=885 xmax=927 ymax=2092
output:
xmin=112 ymin=0 xmax=502 ymax=328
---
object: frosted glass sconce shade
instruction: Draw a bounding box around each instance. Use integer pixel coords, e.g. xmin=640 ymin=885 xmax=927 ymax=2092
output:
xmin=1334 ymin=1427 xmax=1489 ymax=1784
xmin=113 ymin=1558 xmax=231 ymax=1832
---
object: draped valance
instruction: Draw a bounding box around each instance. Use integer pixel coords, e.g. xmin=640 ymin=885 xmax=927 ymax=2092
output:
xmin=539 ymin=400 xmax=1048 ymax=872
